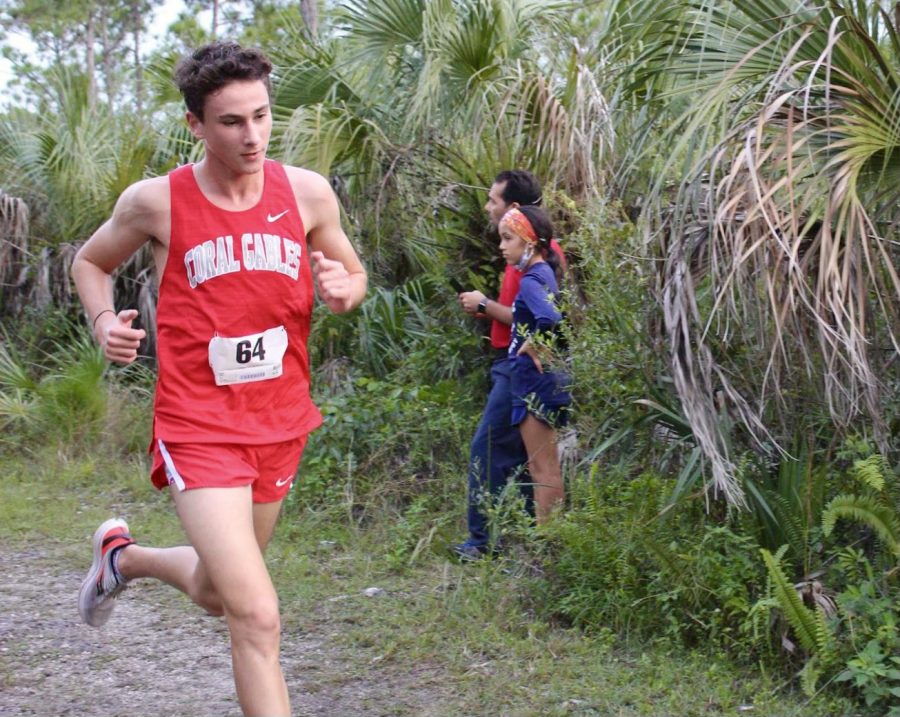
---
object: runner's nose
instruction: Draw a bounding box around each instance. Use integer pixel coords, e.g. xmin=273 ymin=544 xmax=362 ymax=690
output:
xmin=245 ymin=121 xmax=261 ymax=146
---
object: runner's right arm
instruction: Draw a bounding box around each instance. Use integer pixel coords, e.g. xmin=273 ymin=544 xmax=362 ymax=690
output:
xmin=72 ymin=178 xmax=167 ymax=364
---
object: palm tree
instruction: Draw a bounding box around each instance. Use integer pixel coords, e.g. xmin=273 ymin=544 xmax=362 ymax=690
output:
xmin=270 ymin=0 xmax=612 ymax=283
xmin=0 ymin=64 xmax=162 ymax=245
xmin=622 ymin=0 xmax=900 ymax=504
xmin=0 ymin=64 xmax=186 ymax=343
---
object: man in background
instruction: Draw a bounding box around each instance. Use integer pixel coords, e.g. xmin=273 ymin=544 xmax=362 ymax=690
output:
xmin=452 ymin=170 xmax=564 ymax=559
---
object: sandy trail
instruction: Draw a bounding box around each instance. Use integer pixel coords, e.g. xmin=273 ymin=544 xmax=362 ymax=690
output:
xmin=0 ymin=546 xmax=445 ymax=717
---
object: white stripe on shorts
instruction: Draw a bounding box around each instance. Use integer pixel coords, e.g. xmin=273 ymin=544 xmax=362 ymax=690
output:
xmin=157 ymin=439 xmax=186 ymax=491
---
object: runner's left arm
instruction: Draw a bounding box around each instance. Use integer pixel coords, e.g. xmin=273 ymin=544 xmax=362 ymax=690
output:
xmin=291 ymin=169 xmax=367 ymax=314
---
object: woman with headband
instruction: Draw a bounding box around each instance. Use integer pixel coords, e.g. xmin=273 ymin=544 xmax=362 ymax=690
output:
xmin=497 ymin=205 xmax=571 ymax=522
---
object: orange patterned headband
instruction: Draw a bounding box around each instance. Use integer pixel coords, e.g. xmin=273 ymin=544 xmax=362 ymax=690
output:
xmin=499 ymin=208 xmax=538 ymax=244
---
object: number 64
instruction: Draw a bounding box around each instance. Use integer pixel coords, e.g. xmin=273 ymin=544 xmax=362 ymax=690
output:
xmin=235 ymin=337 xmax=266 ymax=364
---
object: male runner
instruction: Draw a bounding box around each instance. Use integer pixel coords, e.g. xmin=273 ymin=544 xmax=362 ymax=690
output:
xmin=72 ymin=42 xmax=367 ymax=717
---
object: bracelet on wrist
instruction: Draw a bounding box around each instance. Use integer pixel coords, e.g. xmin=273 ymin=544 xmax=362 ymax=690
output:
xmin=92 ymin=309 xmax=116 ymax=329
xmin=478 ymin=298 xmax=489 ymax=314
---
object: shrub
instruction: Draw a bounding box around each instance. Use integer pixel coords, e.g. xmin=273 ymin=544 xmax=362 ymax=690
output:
xmin=533 ymin=469 xmax=767 ymax=654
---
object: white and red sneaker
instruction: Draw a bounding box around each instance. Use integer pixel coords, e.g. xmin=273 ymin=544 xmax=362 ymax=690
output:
xmin=78 ymin=518 xmax=135 ymax=628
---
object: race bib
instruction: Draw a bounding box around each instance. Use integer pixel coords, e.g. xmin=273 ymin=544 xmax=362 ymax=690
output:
xmin=208 ymin=325 xmax=288 ymax=386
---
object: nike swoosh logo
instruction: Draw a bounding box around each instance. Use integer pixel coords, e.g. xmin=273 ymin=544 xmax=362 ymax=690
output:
xmin=267 ymin=210 xmax=289 ymax=223
xmin=275 ymin=475 xmax=293 ymax=488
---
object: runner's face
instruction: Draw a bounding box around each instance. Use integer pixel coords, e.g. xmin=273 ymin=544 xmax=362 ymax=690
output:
xmin=187 ymin=79 xmax=272 ymax=174
xmin=484 ymin=182 xmax=514 ymax=228
xmin=498 ymin=223 xmax=529 ymax=266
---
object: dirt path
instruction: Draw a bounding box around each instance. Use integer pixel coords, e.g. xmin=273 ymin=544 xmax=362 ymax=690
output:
xmin=0 ymin=545 xmax=447 ymax=717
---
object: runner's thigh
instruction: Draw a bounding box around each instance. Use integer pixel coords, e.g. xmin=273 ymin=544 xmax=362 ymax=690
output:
xmin=172 ymin=485 xmax=276 ymax=606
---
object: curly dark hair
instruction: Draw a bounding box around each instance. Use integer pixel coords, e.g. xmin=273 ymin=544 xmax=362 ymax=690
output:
xmin=175 ymin=41 xmax=273 ymax=120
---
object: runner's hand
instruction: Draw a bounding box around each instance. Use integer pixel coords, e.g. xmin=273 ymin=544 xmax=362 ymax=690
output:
xmin=311 ymin=251 xmax=353 ymax=313
xmin=459 ymin=291 xmax=486 ymax=315
xmin=97 ymin=309 xmax=146 ymax=365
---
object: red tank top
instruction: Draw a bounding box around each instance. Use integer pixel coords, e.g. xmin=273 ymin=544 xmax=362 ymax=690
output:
xmin=152 ymin=160 xmax=323 ymax=444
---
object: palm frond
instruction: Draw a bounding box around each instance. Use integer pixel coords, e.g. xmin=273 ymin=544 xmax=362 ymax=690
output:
xmin=0 ymin=340 xmax=37 ymax=392
xmin=633 ymin=0 xmax=900 ymax=503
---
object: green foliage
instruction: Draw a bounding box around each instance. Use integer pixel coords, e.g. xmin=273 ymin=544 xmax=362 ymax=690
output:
xmin=0 ymin=318 xmax=152 ymax=452
xmin=750 ymin=443 xmax=900 ymax=708
xmin=836 ymin=639 xmax=900 ymax=714
xmin=850 ymin=455 xmax=890 ymax=493
xmin=535 ymin=469 xmax=767 ymax=653
xmin=821 ymin=446 xmax=900 ymax=558
xmin=0 ymin=327 xmax=105 ymax=443
xmin=310 ymin=274 xmax=482 ymax=383
xmin=759 ymin=548 xmax=837 ymax=695
xmin=832 ymin=580 xmax=900 ymax=714
xmin=740 ymin=437 xmax=830 ymax=576
xmin=823 ymin=495 xmax=900 ymax=557
xmin=760 ymin=548 xmax=829 ymax=656
xmin=291 ymin=368 xmax=478 ymax=521
xmin=0 ymin=65 xmax=163 ymax=244
xmin=559 ymin=201 xmax=659 ymax=462
xmin=35 ymin=331 xmax=108 ymax=442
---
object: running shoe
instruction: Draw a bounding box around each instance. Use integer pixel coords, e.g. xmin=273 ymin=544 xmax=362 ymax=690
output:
xmin=78 ymin=518 xmax=134 ymax=628
xmin=450 ymin=540 xmax=490 ymax=562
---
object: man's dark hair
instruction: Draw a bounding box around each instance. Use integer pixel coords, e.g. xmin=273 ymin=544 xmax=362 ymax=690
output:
xmin=494 ymin=169 xmax=542 ymax=206
xmin=175 ymin=42 xmax=273 ymax=120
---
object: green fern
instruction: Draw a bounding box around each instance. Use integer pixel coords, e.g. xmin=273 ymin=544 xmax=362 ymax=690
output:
xmin=760 ymin=548 xmax=822 ymax=653
xmin=799 ymin=654 xmax=824 ymax=698
xmin=850 ymin=455 xmax=888 ymax=492
xmin=799 ymin=658 xmax=818 ymax=698
xmin=821 ymin=494 xmax=900 ymax=556
xmin=813 ymin=608 xmax=834 ymax=660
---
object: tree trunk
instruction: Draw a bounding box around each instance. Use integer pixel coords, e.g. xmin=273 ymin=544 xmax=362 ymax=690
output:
xmin=211 ymin=0 xmax=219 ymax=38
xmin=86 ymin=10 xmax=96 ymax=106
xmin=300 ymin=0 xmax=318 ymax=37
xmin=133 ymin=4 xmax=143 ymax=115
xmin=99 ymin=9 xmax=116 ymax=110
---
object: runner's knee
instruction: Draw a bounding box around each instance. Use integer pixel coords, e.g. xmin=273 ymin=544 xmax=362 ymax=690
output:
xmin=226 ymin=596 xmax=281 ymax=647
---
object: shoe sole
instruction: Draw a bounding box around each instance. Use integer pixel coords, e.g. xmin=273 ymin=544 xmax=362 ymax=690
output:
xmin=451 ymin=545 xmax=487 ymax=562
xmin=78 ymin=518 xmax=129 ymax=628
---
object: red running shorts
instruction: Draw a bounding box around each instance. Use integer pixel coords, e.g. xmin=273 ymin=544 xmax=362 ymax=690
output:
xmin=150 ymin=435 xmax=309 ymax=504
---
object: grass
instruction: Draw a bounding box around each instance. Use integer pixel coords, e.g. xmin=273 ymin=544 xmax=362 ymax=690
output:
xmin=0 ymin=439 xmax=856 ymax=717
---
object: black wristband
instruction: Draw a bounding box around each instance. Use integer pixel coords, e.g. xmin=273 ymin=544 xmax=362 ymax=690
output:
xmin=478 ymin=298 xmax=488 ymax=314
xmin=92 ymin=309 xmax=115 ymax=329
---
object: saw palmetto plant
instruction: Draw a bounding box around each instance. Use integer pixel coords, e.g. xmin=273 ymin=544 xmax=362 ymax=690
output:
xmin=628 ymin=0 xmax=900 ymax=505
